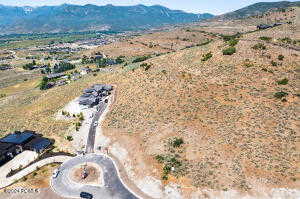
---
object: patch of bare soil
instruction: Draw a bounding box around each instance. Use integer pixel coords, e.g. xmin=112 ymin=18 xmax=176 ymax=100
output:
xmin=70 ymin=163 xmax=102 ymax=186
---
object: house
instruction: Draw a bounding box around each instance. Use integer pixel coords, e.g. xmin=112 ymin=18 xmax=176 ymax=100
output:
xmin=0 ymin=65 xmax=13 ymax=71
xmin=257 ymin=24 xmax=272 ymax=30
xmin=83 ymin=88 xmax=96 ymax=94
xmin=80 ymin=67 xmax=92 ymax=75
xmin=0 ymin=143 xmax=18 ymax=166
xmin=46 ymin=73 xmax=65 ymax=79
xmin=79 ymin=84 xmax=113 ymax=107
xmin=105 ymin=59 xmax=117 ymax=65
xmin=23 ymin=137 xmax=51 ymax=153
xmin=0 ymin=130 xmax=53 ymax=165
xmin=32 ymin=65 xmax=47 ymax=70
xmin=92 ymin=84 xmax=113 ymax=92
xmin=79 ymin=97 xmax=100 ymax=107
xmin=45 ymin=82 xmax=56 ymax=89
xmin=71 ymin=73 xmax=81 ymax=81
xmin=56 ymin=80 xmax=67 ymax=86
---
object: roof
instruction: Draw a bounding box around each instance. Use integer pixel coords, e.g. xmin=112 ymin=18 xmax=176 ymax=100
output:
xmin=103 ymin=85 xmax=113 ymax=91
xmin=0 ymin=131 xmax=35 ymax=144
xmin=24 ymin=137 xmax=51 ymax=151
xmin=92 ymin=84 xmax=113 ymax=91
xmin=0 ymin=142 xmax=15 ymax=156
xmin=81 ymin=68 xmax=92 ymax=71
xmin=47 ymin=73 xmax=65 ymax=79
xmin=83 ymin=88 xmax=95 ymax=93
xmin=0 ymin=142 xmax=14 ymax=151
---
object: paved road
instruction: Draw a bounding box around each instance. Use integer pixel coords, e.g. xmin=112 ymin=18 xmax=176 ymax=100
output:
xmin=86 ymin=101 xmax=107 ymax=154
xmin=51 ymin=153 xmax=138 ymax=199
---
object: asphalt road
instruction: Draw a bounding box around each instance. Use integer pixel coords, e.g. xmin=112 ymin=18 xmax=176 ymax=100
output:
xmin=86 ymin=101 xmax=107 ymax=154
xmin=51 ymin=154 xmax=138 ymax=199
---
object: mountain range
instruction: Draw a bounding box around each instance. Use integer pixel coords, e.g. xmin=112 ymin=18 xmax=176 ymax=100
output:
xmin=220 ymin=1 xmax=300 ymax=19
xmin=0 ymin=1 xmax=299 ymax=35
xmin=0 ymin=4 xmax=213 ymax=34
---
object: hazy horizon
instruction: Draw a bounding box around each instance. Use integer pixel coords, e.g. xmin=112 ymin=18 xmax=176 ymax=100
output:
xmin=0 ymin=0 xmax=298 ymax=15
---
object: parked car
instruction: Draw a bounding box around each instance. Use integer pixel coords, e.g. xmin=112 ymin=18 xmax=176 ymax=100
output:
xmin=93 ymin=121 xmax=98 ymax=127
xmin=52 ymin=169 xmax=60 ymax=178
xmin=80 ymin=192 xmax=93 ymax=199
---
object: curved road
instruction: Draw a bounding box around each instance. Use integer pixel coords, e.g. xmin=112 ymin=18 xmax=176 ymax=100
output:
xmin=86 ymin=101 xmax=107 ymax=153
xmin=51 ymin=94 xmax=141 ymax=199
xmin=51 ymin=153 xmax=138 ymax=199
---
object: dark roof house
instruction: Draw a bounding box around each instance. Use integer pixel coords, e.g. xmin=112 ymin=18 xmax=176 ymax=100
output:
xmin=24 ymin=137 xmax=52 ymax=153
xmin=257 ymin=24 xmax=272 ymax=30
xmin=0 ymin=131 xmax=35 ymax=145
xmin=47 ymin=73 xmax=65 ymax=79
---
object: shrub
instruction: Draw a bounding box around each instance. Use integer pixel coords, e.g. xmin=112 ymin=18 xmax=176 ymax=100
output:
xmin=277 ymin=78 xmax=288 ymax=85
xmin=132 ymin=55 xmax=151 ymax=63
xmin=22 ymin=60 xmax=36 ymax=70
xmin=196 ymin=40 xmax=212 ymax=46
xmin=227 ymin=39 xmax=239 ymax=47
xmin=201 ymin=52 xmax=213 ymax=61
xmin=271 ymin=60 xmax=278 ymax=66
xmin=278 ymin=55 xmax=284 ymax=60
xmin=0 ymin=93 xmax=6 ymax=98
xmin=116 ymin=56 xmax=125 ymax=64
xmin=259 ymin=36 xmax=272 ymax=42
xmin=221 ymin=33 xmax=241 ymax=42
xmin=39 ymin=76 xmax=49 ymax=90
xmin=171 ymin=137 xmax=184 ymax=148
xmin=78 ymin=113 xmax=84 ymax=121
xmin=280 ymin=37 xmax=292 ymax=44
xmin=252 ymin=43 xmax=266 ymax=50
xmin=140 ymin=63 xmax=151 ymax=71
xmin=274 ymin=91 xmax=288 ymax=99
xmin=222 ymin=47 xmax=236 ymax=55
xmin=155 ymin=155 xmax=165 ymax=163
xmin=53 ymin=62 xmax=75 ymax=73
xmin=66 ymin=136 xmax=73 ymax=141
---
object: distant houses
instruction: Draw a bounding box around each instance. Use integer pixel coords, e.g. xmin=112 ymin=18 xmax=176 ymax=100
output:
xmin=0 ymin=130 xmax=52 ymax=166
xmin=257 ymin=22 xmax=286 ymax=30
xmin=0 ymin=64 xmax=13 ymax=71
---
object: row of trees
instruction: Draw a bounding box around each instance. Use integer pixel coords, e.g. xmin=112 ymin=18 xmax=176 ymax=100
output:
xmin=53 ymin=62 xmax=75 ymax=73
xmin=22 ymin=60 xmax=37 ymax=70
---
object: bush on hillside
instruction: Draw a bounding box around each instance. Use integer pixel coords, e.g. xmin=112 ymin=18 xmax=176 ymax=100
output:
xmin=39 ymin=76 xmax=49 ymax=90
xmin=271 ymin=60 xmax=278 ymax=66
xmin=252 ymin=43 xmax=267 ymax=50
xmin=259 ymin=36 xmax=272 ymax=42
xmin=227 ymin=38 xmax=239 ymax=47
xmin=132 ymin=55 xmax=151 ymax=63
xmin=170 ymin=137 xmax=184 ymax=148
xmin=23 ymin=60 xmax=36 ymax=70
xmin=201 ymin=52 xmax=213 ymax=61
xmin=278 ymin=54 xmax=284 ymax=60
xmin=277 ymin=78 xmax=289 ymax=85
xmin=222 ymin=47 xmax=236 ymax=55
xmin=274 ymin=91 xmax=288 ymax=99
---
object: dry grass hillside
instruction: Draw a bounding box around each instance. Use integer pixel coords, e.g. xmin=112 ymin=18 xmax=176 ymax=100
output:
xmin=87 ymin=28 xmax=210 ymax=57
xmin=101 ymin=33 xmax=299 ymax=194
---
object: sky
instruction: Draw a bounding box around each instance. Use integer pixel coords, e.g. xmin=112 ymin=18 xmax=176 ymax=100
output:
xmin=0 ymin=0 xmax=297 ymax=15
